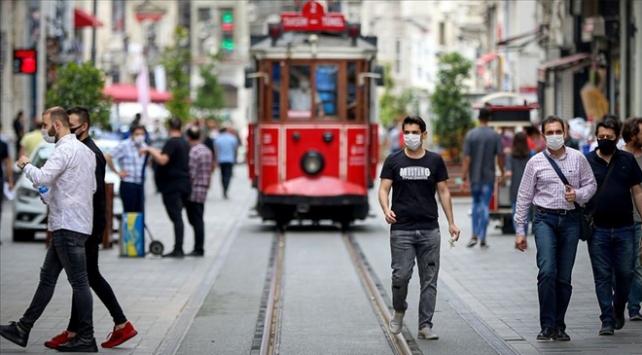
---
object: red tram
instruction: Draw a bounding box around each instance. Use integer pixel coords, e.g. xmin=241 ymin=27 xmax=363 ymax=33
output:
xmin=245 ymin=1 xmax=383 ymax=228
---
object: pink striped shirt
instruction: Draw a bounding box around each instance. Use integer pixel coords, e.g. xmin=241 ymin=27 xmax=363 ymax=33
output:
xmin=514 ymin=147 xmax=597 ymax=236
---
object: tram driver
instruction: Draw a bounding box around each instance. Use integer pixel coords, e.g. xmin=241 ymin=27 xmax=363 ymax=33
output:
xmin=288 ymin=77 xmax=324 ymax=118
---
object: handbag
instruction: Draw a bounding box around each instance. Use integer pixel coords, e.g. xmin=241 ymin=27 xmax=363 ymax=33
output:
xmin=544 ymin=152 xmax=616 ymax=241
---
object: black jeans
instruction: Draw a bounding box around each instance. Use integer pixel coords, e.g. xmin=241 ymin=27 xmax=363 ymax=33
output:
xmin=68 ymin=236 xmax=127 ymax=332
xmin=19 ymin=230 xmax=94 ymax=338
xmin=162 ymin=190 xmax=189 ymax=253
xmin=219 ymin=163 xmax=233 ymax=196
xmin=120 ymin=181 xmax=144 ymax=213
xmin=186 ymin=201 xmax=205 ymax=253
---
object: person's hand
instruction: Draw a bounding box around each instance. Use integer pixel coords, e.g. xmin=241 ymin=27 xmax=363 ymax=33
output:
xmin=448 ymin=223 xmax=461 ymax=241
xmin=139 ymin=146 xmax=150 ymax=155
xmin=118 ymin=171 xmax=128 ymax=179
xmin=564 ymin=185 xmax=576 ymax=203
xmin=384 ymin=209 xmax=397 ymax=224
xmin=7 ymin=180 xmax=14 ymax=189
xmin=17 ymin=156 xmax=30 ymax=169
xmin=515 ymin=235 xmax=528 ymax=251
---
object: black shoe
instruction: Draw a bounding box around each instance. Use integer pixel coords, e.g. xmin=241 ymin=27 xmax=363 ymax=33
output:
xmin=614 ymin=312 xmax=625 ymax=330
xmin=554 ymin=328 xmax=570 ymax=341
xmin=187 ymin=250 xmax=204 ymax=257
xmin=466 ymin=238 xmax=478 ymax=248
xmin=480 ymin=240 xmax=488 ymax=248
xmin=599 ymin=323 xmax=614 ymax=336
xmin=56 ymin=336 xmax=98 ymax=352
xmin=536 ymin=328 xmax=555 ymax=341
xmin=162 ymin=250 xmax=184 ymax=258
xmin=0 ymin=321 xmax=29 ymax=347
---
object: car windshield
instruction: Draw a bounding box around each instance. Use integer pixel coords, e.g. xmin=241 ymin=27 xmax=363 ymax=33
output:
xmin=31 ymin=145 xmax=53 ymax=168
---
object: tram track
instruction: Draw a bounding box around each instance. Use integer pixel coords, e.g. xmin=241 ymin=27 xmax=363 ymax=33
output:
xmin=252 ymin=228 xmax=422 ymax=355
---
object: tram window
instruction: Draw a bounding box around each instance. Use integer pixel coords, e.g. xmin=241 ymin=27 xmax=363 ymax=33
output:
xmin=288 ymin=65 xmax=320 ymax=119
xmin=271 ymin=62 xmax=281 ymax=120
xmin=347 ymin=62 xmax=357 ymax=120
xmin=315 ymin=64 xmax=338 ymax=119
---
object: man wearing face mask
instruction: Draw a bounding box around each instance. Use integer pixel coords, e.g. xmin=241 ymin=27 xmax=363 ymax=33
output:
xmin=585 ymin=116 xmax=642 ymax=336
xmin=36 ymin=107 xmax=138 ymax=350
xmin=514 ymin=115 xmax=596 ymax=341
xmin=622 ymin=117 xmax=642 ymax=322
xmin=106 ymin=124 xmax=149 ymax=213
xmin=1 ymin=107 xmax=98 ymax=352
xmin=379 ymin=116 xmax=461 ymax=340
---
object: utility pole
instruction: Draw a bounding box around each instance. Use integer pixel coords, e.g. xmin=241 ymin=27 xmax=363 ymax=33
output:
xmin=91 ymin=0 xmax=97 ymax=63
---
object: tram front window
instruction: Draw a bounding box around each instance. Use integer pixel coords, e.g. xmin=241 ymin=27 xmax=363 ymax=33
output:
xmin=316 ymin=64 xmax=338 ymax=119
xmin=288 ymin=65 xmax=323 ymax=119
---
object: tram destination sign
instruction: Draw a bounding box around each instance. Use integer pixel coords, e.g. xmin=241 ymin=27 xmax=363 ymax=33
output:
xmin=280 ymin=0 xmax=346 ymax=32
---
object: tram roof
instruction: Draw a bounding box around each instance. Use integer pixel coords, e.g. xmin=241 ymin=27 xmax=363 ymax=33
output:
xmin=250 ymin=32 xmax=378 ymax=60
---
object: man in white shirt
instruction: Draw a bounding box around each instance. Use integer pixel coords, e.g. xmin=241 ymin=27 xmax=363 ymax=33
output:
xmin=0 ymin=107 xmax=98 ymax=352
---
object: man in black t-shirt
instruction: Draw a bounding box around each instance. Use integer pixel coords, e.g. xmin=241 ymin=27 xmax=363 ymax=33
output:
xmin=143 ymin=118 xmax=191 ymax=258
xmin=585 ymin=117 xmax=642 ymax=335
xmin=379 ymin=116 xmax=461 ymax=340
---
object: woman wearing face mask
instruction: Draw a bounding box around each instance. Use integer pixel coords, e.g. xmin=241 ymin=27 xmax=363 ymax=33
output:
xmin=378 ymin=116 xmax=461 ymax=340
xmin=105 ymin=124 xmax=149 ymax=213
xmin=514 ymin=115 xmax=597 ymax=341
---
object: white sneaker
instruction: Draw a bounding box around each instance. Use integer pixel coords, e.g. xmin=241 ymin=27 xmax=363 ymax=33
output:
xmin=388 ymin=311 xmax=404 ymax=334
xmin=418 ymin=326 xmax=439 ymax=340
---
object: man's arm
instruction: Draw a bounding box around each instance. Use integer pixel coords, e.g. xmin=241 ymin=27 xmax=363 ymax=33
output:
xmin=21 ymin=149 xmax=65 ymax=186
xmin=574 ymin=155 xmax=597 ymax=204
xmin=461 ymin=155 xmax=471 ymax=183
xmin=378 ymin=178 xmax=396 ymax=224
xmin=143 ymin=146 xmax=169 ymax=166
xmin=437 ymin=180 xmax=460 ymax=240
xmin=632 ymin=185 xmax=642 ymax=219
xmin=514 ymin=160 xmax=537 ymax=251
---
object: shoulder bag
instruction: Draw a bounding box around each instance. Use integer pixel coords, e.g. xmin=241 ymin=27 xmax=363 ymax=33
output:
xmin=544 ymin=152 xmax=616 ymax=241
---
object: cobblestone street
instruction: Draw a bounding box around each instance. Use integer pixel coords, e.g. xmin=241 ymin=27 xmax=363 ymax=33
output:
xmin=1 ymin=166 xmax=641 ymax=354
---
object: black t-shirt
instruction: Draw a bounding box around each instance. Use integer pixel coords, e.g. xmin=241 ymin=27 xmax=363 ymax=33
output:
xmin=0 ymin=139 xmax=8 ymax=197
xmin=380 ymin=150 xmax=449 ymax=230
xmin=586 ymin=149 xmax=642 ymax=228
xmin=82 ymin=137 xmax=106 ymax=239
xmin=156 ymin=137 xmax=191 ymax=194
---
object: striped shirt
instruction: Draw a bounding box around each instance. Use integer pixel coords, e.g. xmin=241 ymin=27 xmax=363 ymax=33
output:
xmin=189 ymin=143 xmax=213 ymax=203
xmin=514 ymin=147 xmax=597 ymax=236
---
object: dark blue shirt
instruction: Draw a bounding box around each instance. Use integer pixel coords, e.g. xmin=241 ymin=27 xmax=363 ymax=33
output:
xmin=586 ymin=149 xmax=642 ymax=228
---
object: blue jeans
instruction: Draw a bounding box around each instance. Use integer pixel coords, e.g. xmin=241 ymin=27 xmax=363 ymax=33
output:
xmin=532 ymin=209 xmax=580 ymax=330
xmin=629 ymin=223 xmax=642 ymax=316
xmin=19 ymin=230 xmax=94 ymax=338
xmin=471 ymin=182 xmax=494 ymax=241
xmin=390 ymin=229 xmax=441 ymax=329
xmin=588 ymin=225 xmax=636 ymax=326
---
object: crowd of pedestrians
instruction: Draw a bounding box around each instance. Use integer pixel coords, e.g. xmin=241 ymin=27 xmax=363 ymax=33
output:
xmin=0 ymin=106 xmax=236 ymax=351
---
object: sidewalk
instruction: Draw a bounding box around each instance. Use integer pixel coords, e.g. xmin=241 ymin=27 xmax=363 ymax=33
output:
xmin=436 ymin=198 xmax=642 ymax=355
xmin=0 ymin=166 xmax=253 ymax=354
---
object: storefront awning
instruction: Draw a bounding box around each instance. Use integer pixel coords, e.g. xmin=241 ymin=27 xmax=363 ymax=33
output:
xmin=103 ymin=84 xmax=171 ymax=103
xmin=538 ymin=53 xmax=591 ymax=72
xmin=74 ymin=8 xmax=103 ymax=28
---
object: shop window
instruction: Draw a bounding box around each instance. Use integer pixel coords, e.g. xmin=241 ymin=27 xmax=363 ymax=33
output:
xmin=288 ymin=65 xmax=316 ymax=119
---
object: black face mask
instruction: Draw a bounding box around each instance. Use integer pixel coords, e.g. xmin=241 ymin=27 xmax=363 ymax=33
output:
xmin=597 ymin=139 xmax=617 ymax=155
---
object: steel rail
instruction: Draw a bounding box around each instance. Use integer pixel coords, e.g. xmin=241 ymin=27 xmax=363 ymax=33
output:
xmin=256 ymin=232 xmax=286 ymax=355
xmin=342 ymin=232 xmax=419 ymax=355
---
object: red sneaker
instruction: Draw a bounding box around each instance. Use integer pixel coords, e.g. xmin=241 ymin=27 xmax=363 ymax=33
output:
xmin=44 ymin=330 xmax=74 ymax=349
xmin=101 ymin=321 xmax=138 ymax=348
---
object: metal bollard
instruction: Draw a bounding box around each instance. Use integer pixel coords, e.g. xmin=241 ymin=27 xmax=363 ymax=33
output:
xmin=103 ymin=183 xmax=114 ymax=249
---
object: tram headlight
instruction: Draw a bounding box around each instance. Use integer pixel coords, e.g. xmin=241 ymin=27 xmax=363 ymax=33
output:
xmin=301 ymin=151 xmax=324 ymax=176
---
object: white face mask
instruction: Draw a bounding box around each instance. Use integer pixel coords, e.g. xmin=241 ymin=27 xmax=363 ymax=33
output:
xmin=545 ymin=134 xmax=564 ymax=150
xmin=404 ymin=133 xmax=422 ymax=151
xmin=133 ymin=135 xmax=145 ymax=145
xmin=42 ymin=127 xmax=56 ymax=143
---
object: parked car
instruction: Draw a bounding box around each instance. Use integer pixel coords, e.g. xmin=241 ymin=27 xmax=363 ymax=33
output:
xmin=12 ymin=140 xmax=123 ymax=241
